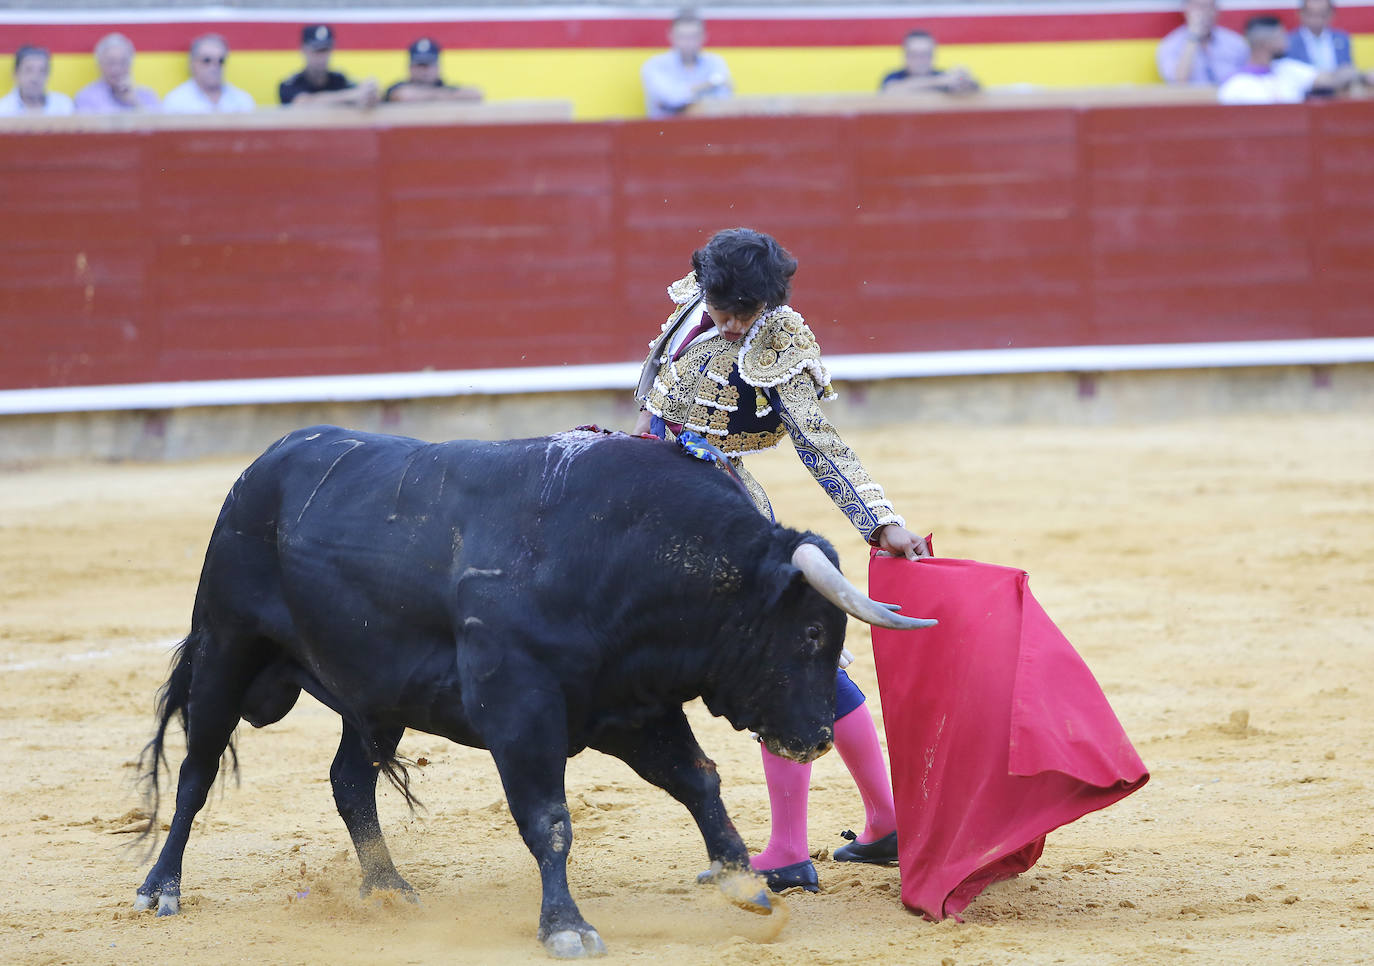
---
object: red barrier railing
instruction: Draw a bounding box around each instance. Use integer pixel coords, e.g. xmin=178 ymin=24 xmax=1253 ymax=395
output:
xmin=2 ymin=100 xmax=1371 ymax=392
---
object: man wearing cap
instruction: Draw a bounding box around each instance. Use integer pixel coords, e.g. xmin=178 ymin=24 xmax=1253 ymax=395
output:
xmin=279 ymin=24 xmax=379 ymax=108
xmin=384 ymin=37 xmax=483 ymax=103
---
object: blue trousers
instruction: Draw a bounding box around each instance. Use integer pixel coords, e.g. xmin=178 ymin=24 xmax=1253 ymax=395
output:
xmin=836 ymin=667 xmax=866 ymax=720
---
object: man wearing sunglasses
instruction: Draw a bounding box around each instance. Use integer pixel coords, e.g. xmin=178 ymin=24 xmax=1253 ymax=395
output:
xmin=163 ymin=34 xmax=256 ymax=113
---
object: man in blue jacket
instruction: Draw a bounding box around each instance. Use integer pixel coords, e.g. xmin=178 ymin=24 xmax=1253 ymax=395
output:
xmin=1287 ymin=0 xmax=1372 ymax=86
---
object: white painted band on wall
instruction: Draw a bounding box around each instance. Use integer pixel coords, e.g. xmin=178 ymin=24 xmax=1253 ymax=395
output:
xmin=3 ymin=338 xmax=1372 ymax=416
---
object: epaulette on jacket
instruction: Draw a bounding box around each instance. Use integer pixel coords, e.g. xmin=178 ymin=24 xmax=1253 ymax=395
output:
xmin=738 ymin=307 xmax=837 ymax=401
xmin=667 ymin=271 xmax=700 ymax=305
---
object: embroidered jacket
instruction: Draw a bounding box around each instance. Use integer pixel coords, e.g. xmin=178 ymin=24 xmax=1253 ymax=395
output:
xmin=635 ymin=272 xmax=904 ymax=542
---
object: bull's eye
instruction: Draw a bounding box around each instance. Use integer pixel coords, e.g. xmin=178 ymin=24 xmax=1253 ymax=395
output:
xmin=805 ymin=624 xmax=823 ymax=648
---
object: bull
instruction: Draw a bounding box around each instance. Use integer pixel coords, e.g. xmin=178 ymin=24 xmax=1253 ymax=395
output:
xmin=134 ymin=425 xmax=932 ymax=957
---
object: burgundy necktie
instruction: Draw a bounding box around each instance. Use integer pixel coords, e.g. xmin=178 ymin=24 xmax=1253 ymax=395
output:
xmin=672 ymin=315 xmax=716 ymax=361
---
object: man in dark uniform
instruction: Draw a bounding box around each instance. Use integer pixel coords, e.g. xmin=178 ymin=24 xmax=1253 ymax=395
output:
xmin=278 ymin=24 xmax=378 ymax=108
xmin=384 ymin=37 xmax=483 ymax=103
xmin=879 ymin=28 xmax=980 ymax=94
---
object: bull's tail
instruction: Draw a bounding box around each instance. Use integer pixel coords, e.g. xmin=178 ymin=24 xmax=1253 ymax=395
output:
xmin=291 ymin=672 xmax=423 ymax=814
xmin=134 ymin=631 xmax=240 ymax=847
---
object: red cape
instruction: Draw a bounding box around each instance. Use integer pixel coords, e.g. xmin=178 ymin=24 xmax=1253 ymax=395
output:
xmin=869 ymin=552 xmax=1148 ymax=920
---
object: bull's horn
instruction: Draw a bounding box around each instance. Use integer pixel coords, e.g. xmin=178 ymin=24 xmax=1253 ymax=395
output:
xmin=791 ymin=543 xmax=937 ymax=631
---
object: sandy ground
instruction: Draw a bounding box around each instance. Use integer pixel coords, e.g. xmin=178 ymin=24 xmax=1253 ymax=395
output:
xmin=1 ymin=412 xmax=1371 ymax=966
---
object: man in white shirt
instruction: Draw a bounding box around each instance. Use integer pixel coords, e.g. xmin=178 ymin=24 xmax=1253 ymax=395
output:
xmin=640 ymin=9 xmax=733 ymax=119
xmin=163 ymin=34 xmax=256 ymax=114
xmin=1219 ymin=15 xmax=1354 ymax=103
xmin=0 ymin=45 xmax=74 ymax=116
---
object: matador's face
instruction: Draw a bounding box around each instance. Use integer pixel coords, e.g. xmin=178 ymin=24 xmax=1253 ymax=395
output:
xmin=704 ymin=301 xmax=763 ymax=341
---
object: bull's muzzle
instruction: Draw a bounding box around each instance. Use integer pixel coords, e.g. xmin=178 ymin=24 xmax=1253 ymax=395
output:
xmin=760 ymin=733 xmax=833 ymax=764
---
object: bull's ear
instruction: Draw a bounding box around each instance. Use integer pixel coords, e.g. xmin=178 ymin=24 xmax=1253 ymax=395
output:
xmin=760 ymin=560 xmax=806 ymax=613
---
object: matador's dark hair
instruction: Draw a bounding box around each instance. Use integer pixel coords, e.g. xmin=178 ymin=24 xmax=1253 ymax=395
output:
xmin=691 ymin=228 xmax=798 ymax=316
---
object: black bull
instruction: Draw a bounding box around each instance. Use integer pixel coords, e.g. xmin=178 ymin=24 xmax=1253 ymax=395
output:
xmin=134 ymin=425 xmax=932 ymax=957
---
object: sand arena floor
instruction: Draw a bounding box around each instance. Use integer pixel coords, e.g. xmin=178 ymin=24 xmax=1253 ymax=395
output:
xmin=1 ymin=412 xmax=1370 ymax=965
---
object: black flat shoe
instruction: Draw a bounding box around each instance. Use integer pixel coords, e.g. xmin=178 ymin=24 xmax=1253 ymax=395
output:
xmin=832 ymin=829 xmax=899 ymax=865
xmin=757 ymin=859 xmax=820 ymax=893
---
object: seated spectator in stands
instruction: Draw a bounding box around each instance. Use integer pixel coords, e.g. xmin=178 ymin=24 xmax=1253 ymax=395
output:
xmin=74 ymin=32 xmax=160 ymax=113
xmin=279 ymin=24 xmax=379 ymax=109
xmin=163 ymin=34 xmax=256 ymax=113
xmin=1288 ymin=0 xmax=1374 ymax=85
xmin=384 ymin=38 xmax=483 ymax=103
xmin=1218 ymin=15 xmax=1357 ymax=103
xmin=1157 ymin=0 xmax=1249 ymax=85
xmin=0 ymin=45 xmax=74 ymax=116
xmin=879 ymin=29 xmax=980 ymax=94
xmin=641 ymin=9 xmax=732 ymax=119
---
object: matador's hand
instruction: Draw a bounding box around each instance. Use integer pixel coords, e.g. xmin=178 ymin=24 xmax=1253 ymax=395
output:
xmin=876 ymin=524 xmax=931 ymax=560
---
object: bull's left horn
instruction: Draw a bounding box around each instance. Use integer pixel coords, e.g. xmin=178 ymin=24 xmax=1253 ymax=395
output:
xmin=792 ymin=543 xmax=937 ymax=631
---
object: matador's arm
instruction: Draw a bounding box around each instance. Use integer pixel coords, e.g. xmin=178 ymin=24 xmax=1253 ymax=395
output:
xmin=773 ymin=374 xmax=905 ymax=543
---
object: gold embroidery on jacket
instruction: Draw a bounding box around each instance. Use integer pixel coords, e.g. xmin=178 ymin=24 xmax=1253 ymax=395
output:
xmin=667 ymin=271 xmax=699 ymax=305
xmin=774 ymin=374 xmax=904 ymax=539
xmin=737 ymin=308 xmax=837 ymax=403
xmin=729 ymin=458 xmax=775 ymax=519
xmin=642 ymin=336 xmax=787 ymax=452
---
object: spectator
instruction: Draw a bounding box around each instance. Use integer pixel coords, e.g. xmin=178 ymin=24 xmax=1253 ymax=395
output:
xmin=163 ymin=34 xmax=256 ymax=114
xmin=279 ymin=24 xmax=379 ymax=109
xmin=73 ymin=32 xmax=160 ymax=113
xmin=641 ymin=9 xmax=732 ymax=119
xmin=1219 ymin=15 xmax=1357 ymax=103
xmin=1157 ymin=0 xmax=1249 ymax=85
xmin=879 ymin=29 xmax=980 ymax=94
xmin=0 ymin=46 xmax=74 ymax=116
xmin=383 ymin=37 xmax=483 ymax=103
xmin=1289 ymin=0 xmax=1374 ymax=84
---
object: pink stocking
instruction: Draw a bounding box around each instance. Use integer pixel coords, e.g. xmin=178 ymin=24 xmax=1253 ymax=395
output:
xmin=833 ymin=704 xmax=897 ymax=843
xmin=750 ymin=744 xmax=812 ymax=870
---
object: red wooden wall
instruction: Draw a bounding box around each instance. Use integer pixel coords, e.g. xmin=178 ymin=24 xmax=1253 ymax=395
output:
xmin=2 ymin=101 xmax=1371 ymax=392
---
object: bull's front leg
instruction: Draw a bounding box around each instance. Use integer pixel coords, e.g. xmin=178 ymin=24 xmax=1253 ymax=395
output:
xmin=590 ymin=708 xmax=773 ymax=915
xmin=469 ymin=671 xmax=605 ymax=959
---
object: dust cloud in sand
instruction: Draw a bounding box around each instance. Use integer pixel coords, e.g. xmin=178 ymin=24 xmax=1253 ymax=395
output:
xmin=1 ymin=413 xmax=1370 ymax=965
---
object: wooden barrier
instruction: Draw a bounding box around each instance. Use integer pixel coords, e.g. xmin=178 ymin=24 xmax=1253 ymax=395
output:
xmin=2 ymin=98 xmax=1372 ymax=392
xmin=687 ymin=84 xmax=1223 ymax=116
xmin=0 ymin=99 xmax=575 ymax=133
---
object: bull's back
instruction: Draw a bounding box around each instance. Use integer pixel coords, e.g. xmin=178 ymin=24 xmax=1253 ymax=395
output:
xmin=208 ymin=424 xmax=758 ymax=633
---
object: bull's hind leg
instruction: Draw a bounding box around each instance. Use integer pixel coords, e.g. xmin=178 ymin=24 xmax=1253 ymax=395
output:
xmin=590 ymin=709 xmax=772 ymax=914
xmin=135 ymin=643 xmax=254 ymax=916
xmin=331 ymin=722 xmax=415 ymax=898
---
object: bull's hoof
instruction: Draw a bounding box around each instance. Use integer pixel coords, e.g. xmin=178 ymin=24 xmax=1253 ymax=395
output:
xmin=133 ymin=891 xmax=180 ymax=916
xmin=715 ymin=870 xmax=774 ymax=915
xmin=542 ymin=927 xmax=607 ymax=959
xmin=359 ymin=874 xmax=418 ymax=903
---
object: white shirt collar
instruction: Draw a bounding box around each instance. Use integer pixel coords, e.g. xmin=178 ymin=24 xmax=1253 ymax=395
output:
xmin=1299 ymin=27 xmax=1338 ymax=71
